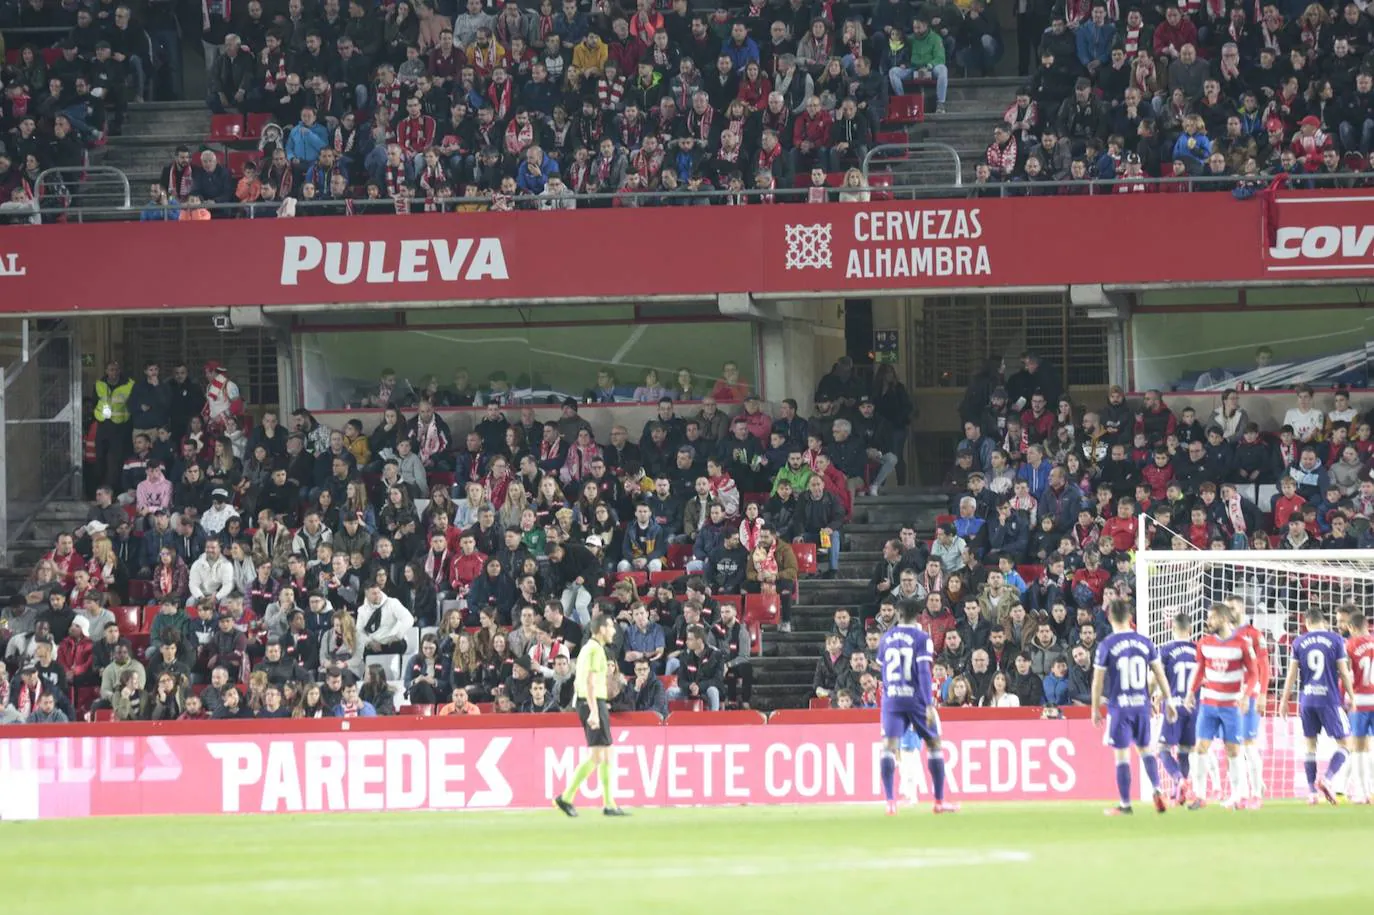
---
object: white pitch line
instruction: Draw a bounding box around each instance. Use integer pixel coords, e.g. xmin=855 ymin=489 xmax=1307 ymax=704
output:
xmin=217 ymin=850 xmax=1033 ymax=893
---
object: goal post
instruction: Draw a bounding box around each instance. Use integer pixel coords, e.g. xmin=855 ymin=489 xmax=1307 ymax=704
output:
xmin=1134 ymin=526 xmax=1374 ymax=800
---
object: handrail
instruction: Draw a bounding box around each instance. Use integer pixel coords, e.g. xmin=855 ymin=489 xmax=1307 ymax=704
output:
xmin=29 ymin=170 xmax=1358 ymax=220
xmin=35 ymin=166 xmax=133 ymax=213
xmin=2 ymin=466 xmax=79 ymax=563
xmin=861 ymin=141 xmax=964 ymax=186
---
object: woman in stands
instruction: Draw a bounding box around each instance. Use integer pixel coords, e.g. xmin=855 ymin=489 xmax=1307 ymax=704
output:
xmin=448 ymin=632 xmax=486 ymax=701
xmin=453 ymin=481 xmax=486 ymax=529
xmin=294 ymin=682 xmax=331 ymax=718
xmin=573 ymin=479 xmax=605 ymax=534
xmin=478 ymin=631 xmax=514 ymax=699
xmin=483 ymin=456 xmax=513 ymax=511
xmin=87 ymin=536 xmax=127 ymax=601
xmin=499 ymin=481 xmax=529 ymax=532
xmin=321 ymin=611 xmax=364 ymax=680
xmin=633 ymin=369 xmax=668 ymax=404
xmin=344 ymin=480 xmax=376 ymax=533
xmin=227 ymin=541 xmax=255 ymax=597
xmin=379 ymin=485 xmax=418 ymax=542
xmin=175 ymin=462 xmax=210 ymax=515
xmin=422 ymin=484 xmax=456 ymax=530
xmin=22 ymin=559 xmax=62 ymax=611
xmin=141 ymin=671 xmax=185 ymax=720
xmin=401 ymin=563 xmax=438 ymax=628
xmin=672 ymin=368 xmax=698 ymax=402
xmin=405 ymin=633 xmax=449 ymax=706
xmin=984 ymin=670 xmax=1020 ymax=708
xmin=1211 ymin=389 xmax=1250 ymax=441
xmin=587 ymin=504 xmax=618 ymax=562
xmin=504 ymin=426 xmax=530 ymax=469
xmin=360 ymin=664 xmax=397 ymax=715
xmin=314 ymin=488 xmax=342 ymax=531
xmin=534 ymin=475 xmax=567 ymax=525
xmin=150 ymin=546 xmax=189 ymax=606
xmin=369 ymin=406 xmax=407 ymax=467
xmin=206 ymin=436 xmax=239 ymax=487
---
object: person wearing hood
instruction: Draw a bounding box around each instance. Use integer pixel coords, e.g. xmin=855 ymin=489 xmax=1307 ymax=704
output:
xmin=467 ymin=557 xmax=517 ymax=626
xmin=357 ymin=582 xmax=416 ymax=656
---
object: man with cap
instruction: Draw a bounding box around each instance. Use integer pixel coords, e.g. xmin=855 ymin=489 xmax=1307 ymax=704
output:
xmin=189 ymin=538 xmax=235 ymax=605
xmin=557 ymin=398 xmax=593 ymax=443
xmin=504 ymin=653 xmax=536 ymax=709
xmin=202 ymin=360 xmax=244 ymax=436
xmin=201 ymin=486 xmax=240 ymax=535
xmin=853 ymin=396 xmax=900 ymax=496
xmin=58 ymin=618 xmax=94 ymax=688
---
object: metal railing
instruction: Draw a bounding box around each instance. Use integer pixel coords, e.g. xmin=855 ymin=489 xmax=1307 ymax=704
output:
xmin=33 ymin=167 xmax=133 ymax=221
xmin=23 ymin=169 xmax=1363 ymax=221
xmin=862 ymin=141 xmax=964 ymax=190
xmin=0 ymin=322 xmax=83 ymax=562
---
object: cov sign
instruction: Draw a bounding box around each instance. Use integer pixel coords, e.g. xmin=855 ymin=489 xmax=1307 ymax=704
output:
xmin=0 ymin=718 xmax=1114 ymax=819
xmin=0 ymin=190 xmax=1370 ymax=314
xmin=1265 ymin=194 xmax=1374 ymax=274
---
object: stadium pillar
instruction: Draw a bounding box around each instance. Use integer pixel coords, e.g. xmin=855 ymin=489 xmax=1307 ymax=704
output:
xmin=1070 ymin=284 xmax=1131 ymax=388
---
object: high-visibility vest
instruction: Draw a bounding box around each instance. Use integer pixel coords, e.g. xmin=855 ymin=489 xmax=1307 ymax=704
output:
xmin=94 ymin=377 xmax=134 ymax=424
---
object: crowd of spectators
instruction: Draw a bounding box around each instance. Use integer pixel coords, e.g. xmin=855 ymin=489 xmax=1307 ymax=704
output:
xmin=804 ymin=352 xmax=1374 ymax=712
xmin=130 ymin=0 xmax=1011 ymax=216
xmin=0 ymin=351 xmax=916 ymax=723
xmin=975 ymin=1 xmax=1374 ymax=195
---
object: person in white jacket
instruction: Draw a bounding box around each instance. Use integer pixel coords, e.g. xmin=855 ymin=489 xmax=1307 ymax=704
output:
xmin=357 ymin=583 xmax=415 ymax=655
xmin=189 ymin=540 xmax=235 ymax=605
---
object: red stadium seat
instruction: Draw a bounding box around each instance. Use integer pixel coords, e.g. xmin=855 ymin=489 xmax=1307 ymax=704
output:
xmin=667 ymin=699 xmax=704 ymax=713
xmin=657 ymin=674 xmax=677 ymax=691
xmin=243 ymin=112 xmax=272 ymax=139
xmin=71 ymin=687 xmax=99 ymax=715
xmin=793 ymin=542 xmax=818 ymax=575
xmin=809 ymin=697 xmax=832 ymax=709
xmin=935 ymin=513 xmax=955 ymax=528
xmin=225 ymin=148 xmax=259 ymax=178
xmin=615 ymin=570 xmax=649 ymax=589
xmin=1017 ymin=564 xmax=1043 ymax=583
xmin=665 ymin=543 xmax=693 ymax=569
xmin=648 ymin=570 xmax=679 ymax=588
xmin=398 ymin=704 xmax=435 ymax=716
xmin=667 ymin=709 xmax=764 ymax=725
xmin=743 ymin=592 xmax=780 ymax=627
xmin=475 ymin=702 xmax=494 ymax=713
xmin=127 ymin=579 xmax=154 ymax=603
xmin=868 ymin=171 xmax=894 ymax=201
xmin=91 ymin=709 xmax=114 ymax=722
xmin=746 ymin=620 xmax=762 ymax=652
xmin=882 ymin=93 xmax=924 ymax=126
xmin=430 ymin=471 xmax=456 ymax=488
xmin=114 ymin=606 xmax=142 ymax=636
xmin=128 ymin=633 xmax=150 ymax=654
xmin=207 ymin=113 xmax=244 ymax=143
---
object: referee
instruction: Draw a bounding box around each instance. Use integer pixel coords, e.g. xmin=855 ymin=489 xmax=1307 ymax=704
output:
xmin=555 ymin=614 xmax=629 ymax=817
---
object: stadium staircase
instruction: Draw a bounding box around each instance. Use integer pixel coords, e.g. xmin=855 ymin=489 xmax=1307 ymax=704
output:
xmin=97 ymin=78 xmax=1017 ymax=198
xmin=0 ymin=500 xmax=91 ymax=603
xmin=752 ymin=487 xmax=947 ymax=711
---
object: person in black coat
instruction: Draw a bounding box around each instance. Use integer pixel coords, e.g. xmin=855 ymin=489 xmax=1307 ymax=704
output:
xmin=666 ymin=625 xmax=725 ymax=710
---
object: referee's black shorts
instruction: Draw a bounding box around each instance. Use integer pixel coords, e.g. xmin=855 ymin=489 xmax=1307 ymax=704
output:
xmin=577 ymin=698 xmax=612 ymax=747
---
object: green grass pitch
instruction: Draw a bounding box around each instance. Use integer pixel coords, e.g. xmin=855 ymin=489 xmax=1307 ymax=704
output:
xmin=4 ymin=802 xmax=1372 ymax=913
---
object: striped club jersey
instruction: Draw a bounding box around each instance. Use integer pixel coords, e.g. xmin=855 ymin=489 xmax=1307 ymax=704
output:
xmin=1191 ymin=632 xmax=1257 ymax=707
xmin=1234 ymin=622 xmax=1271 ymax=699
xmin=1347 ymin=634 xmax=1374 ymax=710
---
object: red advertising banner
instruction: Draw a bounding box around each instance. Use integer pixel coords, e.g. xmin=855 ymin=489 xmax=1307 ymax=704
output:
xmin=0 ymin=190 xmax=1369 ymax=314
xmin=0 ymin=717 xmax=1117 ymax=819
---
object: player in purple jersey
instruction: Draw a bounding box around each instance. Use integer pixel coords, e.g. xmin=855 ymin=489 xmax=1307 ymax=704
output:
xmin=877 ymin=600 xmax=958 ymax=816
xmin=1092 ymin=600 xmax=1175 ymax=816
xmin=1279 ymin=606 xmax=1357 ymax=805
xmin=1158 ymin=613 xmax=1200 ymax=806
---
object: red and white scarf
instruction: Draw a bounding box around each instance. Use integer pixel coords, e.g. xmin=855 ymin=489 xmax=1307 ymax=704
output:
xmin=1223 ymin=494 xmax=1248 ymax=535
xmin=596 ymin=75 xmax=625 ymax=111
xmin=166 ymin=162 xmax=193 ymax=199
xmin=686 ymin=104 xmax=714 ymax=142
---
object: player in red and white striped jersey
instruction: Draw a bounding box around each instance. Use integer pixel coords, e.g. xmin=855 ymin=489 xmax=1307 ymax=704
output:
xmin=1185 ymin=603 xmax=1258 ymax=809
xmin=1344 ymin=611 xmax=1374 ymax=804
xmin=1227 ymin=597 xmax=1271 ymax=805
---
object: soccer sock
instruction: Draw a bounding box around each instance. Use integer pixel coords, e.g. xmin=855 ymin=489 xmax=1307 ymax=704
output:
xmin=1324 ymin=748 xmax=1348 ymax=782
xmin=1159 ymin=750 xmax=1181 ymax=780
xmin=1177 ymin=750 xmax=1191 ymax=780
xmin=927 ymin=750 xmax=946 ymax=803
xmin=880 ymin=751 xmax=897 ymax=803
xmin=561 ymin=756 xmax=597 ymax=804
xmin=1227 ymin=753 xmax=1249 ymax=802
xmin=1346 ymin=752 xmax=1364 ymax=800
xmin=1115 ymin=762 xmax=1132 ymax=806
xmin=1189 ymin=751 xmax=1207 ymax=795
xmin=1143 ymin=755 xmax=1162 ymax=793
xmin=598 ymin=761 xmax=615 ymax=809
xmin=1304 ymin=753 xmax=1319 ymax=792
xmin=1364 ymin=751 xmax=1374 ymax=798
xmin=1245 ymin=744 xmax=1265 ymax=797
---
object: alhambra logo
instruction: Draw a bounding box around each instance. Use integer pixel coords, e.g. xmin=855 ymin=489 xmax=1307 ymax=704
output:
xmin=784 ymin=223 xmax=832 ymax=270
xmin=0 ymin=253 xmax=27 ymax=278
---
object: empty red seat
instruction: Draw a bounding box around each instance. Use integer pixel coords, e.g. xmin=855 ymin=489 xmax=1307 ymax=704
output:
xmin=1017 ymin=564 xmax=1043 ymax=583
xmin=127 ymin=579 xmax=154 ymax=603
xmin=243 ymin=112 xmax=272 ymax=139
xmin=868 ymin=171 xmax=894 ymax=201
xmin=793 ymin=542 xmax=818 ymax=575
xmin=809 ymin=696 xmax=832 ymax=709
xmin=883 ymin=93 xmax=924 ymax=126
xmin=207 ymin=113 xmax=244 ymax=143
xmin=91 ymin=709 xmax=115 ymax=722
xmin=667 ymin=699 xmax=704 ymax=713
xmin=743 ymin=592 xmax=780 ymax=627
xmin=114 ymin=606 xmax=143 ymax=635
xmin=398 ymin=704 xmax=435 ymax=716
xmin=657 ymin=674 xmax=677 ymax=691
xmin=648 ymin=570 xmax=679 ymax=588
xmin=874 ymin=129 xmax=908 ymax=147
xmin=225 ymin=148 xmax=259 ymax=178
xmin=935 ymin=513 xmax=955 ymax=528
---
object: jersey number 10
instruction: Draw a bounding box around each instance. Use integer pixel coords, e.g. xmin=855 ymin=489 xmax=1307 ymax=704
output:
xmin=1116 ymin=655 xmax=1147 ymax=690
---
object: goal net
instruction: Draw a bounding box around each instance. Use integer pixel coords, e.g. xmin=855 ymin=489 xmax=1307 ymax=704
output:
xmin=1136 ymin=541 xmax=1374 ymax=802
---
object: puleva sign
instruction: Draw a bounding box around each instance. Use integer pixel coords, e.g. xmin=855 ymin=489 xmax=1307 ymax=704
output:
xmin=280 ymin=236 xmax=510 ymax=285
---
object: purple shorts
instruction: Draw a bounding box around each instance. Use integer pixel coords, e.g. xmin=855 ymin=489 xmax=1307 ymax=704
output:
xmin=1300 ymin=705 xmax=1350 ymax=741
xmin=881 ymin=707 xmax=938 ymax=743
xmin=1161 ymin=705 xmax=1196 ymax=748
xmin=1107 ymin=708 xmax=1152 ymax=750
